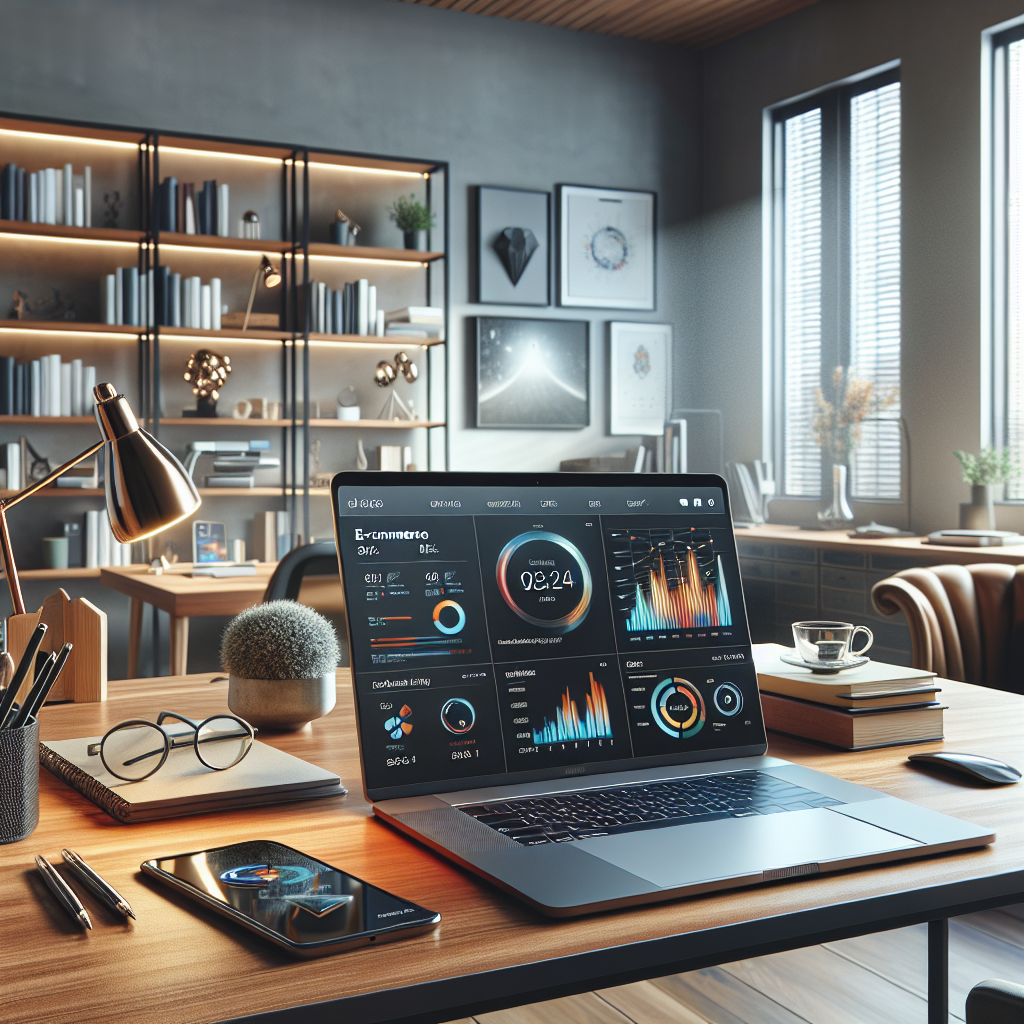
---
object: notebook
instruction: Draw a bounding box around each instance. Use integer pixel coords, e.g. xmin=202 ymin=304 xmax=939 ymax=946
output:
xmin=40 ymin=736 xmax=346 ymax=823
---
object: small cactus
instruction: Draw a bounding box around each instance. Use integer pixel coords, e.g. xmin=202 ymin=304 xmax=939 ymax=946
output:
xmin=221 ymin=601 xmax=339 ymax=680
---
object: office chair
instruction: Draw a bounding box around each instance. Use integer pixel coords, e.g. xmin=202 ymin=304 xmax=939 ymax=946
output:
xmin=262 ymin=542 xmax=348 ymax=665
xmin=871 ymin=564 xmax=1024 ymax=693
xmin=965 ymin=979 xmax=1024 ymax=1024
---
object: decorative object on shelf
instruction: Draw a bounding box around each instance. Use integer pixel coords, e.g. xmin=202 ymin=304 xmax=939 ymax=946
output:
xmin=475 ymin=316 xmax=589 ymax=428
xmin=183 ymin=349 xmax=232 ymax=417
xmin=384 ymin=305 xmax=444 ymax=341
xmin=356 ymin=438 xmax=368 ymax=471
xmin=192 ymin=521 xmax=228 ymax=564
xmin=374 ymin=352 xmax=419 ymax=420
xmin=221 ymin=600 xmax=340 ymax=731
xmin=241 ymin=210 xmax=261 ymax=239
xmin=42 ymin=536 xmax=69 ymax=570
xmin=10 ymin=288 xmax=75 ymax=321
xmin=811 ymin=366 xmax=896 ymax=529
xmin=102 ymin=190 xmax=120 ymax=229
xmin=387 ymin=193 xmax=435 ymax=251
xmin=336 ymin=385 xmax=360 ymax=421
xmin=329 ymin=208 xmax=361 ymax=245
xmin=231 ymin=399 xmax=253 ymax=420
xmin=23 ymin=438 xmax=51 ymax=483
xmin=184 ymin=439 xmax=277 ymax=488
xmin=953 ymin=447 xmax=1019 ymax=530
xmin=309 ymin=439 xmax=333 ymax=488
xmin=608 ymin=322 xmax=673 ymax=435
xmin=241 ymin=255 xmax=282 ymax=331
xmin=1 ymin=384 xmax=199 ymax=704
xmin=477 ymin=186 xmax=550 ymax=305
xmin=557 ymin=185 xmax=655 ymax=310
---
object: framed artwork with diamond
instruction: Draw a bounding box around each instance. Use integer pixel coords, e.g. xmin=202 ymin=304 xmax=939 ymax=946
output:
xmin=609 ymin=321 xmax=672 ymax=434
xmin=558 ymin=185 xmax=656 ymax=309
xmin=476 ymin=186 xmax=550 ymax=305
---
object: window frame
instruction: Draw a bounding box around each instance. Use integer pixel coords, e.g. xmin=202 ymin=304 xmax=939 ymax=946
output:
xmin=763 ymin=62 xmax=902 ymax=502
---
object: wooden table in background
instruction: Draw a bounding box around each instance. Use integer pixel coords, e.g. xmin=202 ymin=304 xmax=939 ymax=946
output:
xmin=2 ymin=671 xmax=1021 ymax=1024
xmin=98 ymin=564 xmax=276 ymax=677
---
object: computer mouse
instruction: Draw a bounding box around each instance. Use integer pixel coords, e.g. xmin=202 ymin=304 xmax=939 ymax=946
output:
xmin=908 ymin=751 xmax=1021 ymax=785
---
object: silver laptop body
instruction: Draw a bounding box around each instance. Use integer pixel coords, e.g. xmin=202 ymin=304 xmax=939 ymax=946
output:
xmin=332 ymin=472 xmax=993 ymax=917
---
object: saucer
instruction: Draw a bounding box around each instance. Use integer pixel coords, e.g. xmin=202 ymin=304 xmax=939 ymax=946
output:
xmin=779 ymin=650 xmax=871 ymax=675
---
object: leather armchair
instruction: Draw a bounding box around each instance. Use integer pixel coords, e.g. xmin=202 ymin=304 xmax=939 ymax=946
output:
xmin=965 ymin=979 xmax=1024 ymax=1024
xmin=871 ymin=563 xmax=1024 ymax=693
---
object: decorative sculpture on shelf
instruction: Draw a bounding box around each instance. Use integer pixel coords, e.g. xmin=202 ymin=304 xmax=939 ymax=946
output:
xmin=184 ymin=349 xmax=232 ymax=418
xmin=373 ymin=352 xmax=418 ymax=421
xmin=329 ymin=209 xmax=361 ymax=246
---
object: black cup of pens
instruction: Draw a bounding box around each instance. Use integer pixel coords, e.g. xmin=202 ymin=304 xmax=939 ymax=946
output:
xmin=0 ymin=716 xmax=39 ymax=843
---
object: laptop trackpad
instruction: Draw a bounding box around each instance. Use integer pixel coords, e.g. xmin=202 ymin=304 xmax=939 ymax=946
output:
xmin=580 ymin=808 xmax=921 ymax=889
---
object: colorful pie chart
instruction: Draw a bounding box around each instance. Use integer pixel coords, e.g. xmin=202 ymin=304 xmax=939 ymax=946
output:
xmin=651 ymin=678 xmax=705 ymax=739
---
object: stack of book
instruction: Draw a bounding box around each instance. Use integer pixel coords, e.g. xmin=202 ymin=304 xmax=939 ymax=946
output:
xmin=753 ymin=642 xmax=945 ymax=750
xmin=0 ymin=356 xmax=97 ymax=418
xmin=385 ymin=306 xmax=444 ymax=341
xmin=158 ymin=177 xmax=230 ymax=236
xmin=2 ymin=161 xmax=92 ymax=226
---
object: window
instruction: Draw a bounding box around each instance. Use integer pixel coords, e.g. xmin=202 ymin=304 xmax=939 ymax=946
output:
xmin=986 ymin=22 xmax=1024 ymax=499
xmin=766 ymin=67 xmax=902 ymax=500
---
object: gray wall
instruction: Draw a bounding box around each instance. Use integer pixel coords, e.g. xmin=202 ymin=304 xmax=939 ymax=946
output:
xmin=0 ymin=0 xmax=701 ymax=672
xmin=697 ymin=0 xmax=1024 ymax=534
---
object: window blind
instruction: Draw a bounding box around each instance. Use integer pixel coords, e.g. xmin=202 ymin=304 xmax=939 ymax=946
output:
xmin=1007 ymin=40 xmax=1023 ymax=500
xmin=782 ymin=108 xmax=823 ymax=498
xmin=850 ymin=81 xmax=902 ymax=499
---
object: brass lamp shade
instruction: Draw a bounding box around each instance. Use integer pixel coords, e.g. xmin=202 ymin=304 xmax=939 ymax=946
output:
xmin=93 ymin=383 xmax=201 ymax=543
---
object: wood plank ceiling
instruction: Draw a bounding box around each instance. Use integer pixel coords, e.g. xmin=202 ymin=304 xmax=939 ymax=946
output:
xmin=393 ymin=0 xmax=822 ymax=48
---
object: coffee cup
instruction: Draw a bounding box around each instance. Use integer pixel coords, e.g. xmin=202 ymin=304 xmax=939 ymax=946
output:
xmin=791 ymin=621 xmax=873 ymax=665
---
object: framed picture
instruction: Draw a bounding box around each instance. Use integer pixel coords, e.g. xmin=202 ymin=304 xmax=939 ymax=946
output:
xmin=192 ymin=520 xmax=228 ymax=563
xmin=558 ymin=185 xmax=656 ymax=309
xmin=476 ymin=316 xmax=589 ymax=429
xmin=609 ymin=322 xmax=672 ymax=435
xmin=476 ymin=186 xmax=550 ymax=305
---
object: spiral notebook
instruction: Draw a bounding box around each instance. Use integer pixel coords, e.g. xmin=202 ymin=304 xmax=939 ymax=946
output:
xmin=39 ymin=736 xmax=346 ymax=823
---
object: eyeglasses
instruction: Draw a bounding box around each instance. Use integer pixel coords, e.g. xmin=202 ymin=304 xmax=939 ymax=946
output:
xmin=86 ymin=711 xmax=255 ymax=782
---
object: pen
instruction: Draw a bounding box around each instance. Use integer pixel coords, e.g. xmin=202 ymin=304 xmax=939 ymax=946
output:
xmin=35 ymin=854 xmax=92 ymax=930
xmin=6 ymin=653 xmax=55 ymax=730
xmin=10 ymin=644 xmax=72 ymax=730
xmin=0 ymin=623 xmax=47 ymax=728
xmin=61 ymin=849 xmax=135 ymax=920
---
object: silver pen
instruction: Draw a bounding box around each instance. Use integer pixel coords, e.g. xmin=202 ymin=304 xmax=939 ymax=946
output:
xmin=35 ymin=854 xmax=92 ymax=930
xmin=61 ymin=849 xmax=136 ymax=920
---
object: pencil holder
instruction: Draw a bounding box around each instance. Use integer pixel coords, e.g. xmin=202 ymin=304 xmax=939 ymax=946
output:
xmin=0 ymin=717 xmax=39 ymax=844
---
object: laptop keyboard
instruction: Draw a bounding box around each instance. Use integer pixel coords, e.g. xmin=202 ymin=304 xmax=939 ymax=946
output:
xmin=458 ymin=770 xmax=842 ymax=846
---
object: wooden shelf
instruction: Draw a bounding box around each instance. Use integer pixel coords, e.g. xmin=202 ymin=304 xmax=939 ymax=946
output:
xmin=0 ymin=567 xmax=102 ymax=580
xmin=159 ymin=417 xmax=444 ymax=429
xmin=308 ymin=332 xmax=445 ymax=346
xmin=0 ymin=219 xmax=143 ymax=244
xmin=0 ymin=488 xmax=103 ymax=498
xmin=0 ymin=319 xmax=141 ymax=337
xmin=305 ymin=242 xmax=443 ymax=263
xmin=0 ymin=415 xmax=94 ymax=424
xmin=158 ymin=325 xmax=287 ymax=342
xmin=158 ymin=232 xmax=290 ymax=254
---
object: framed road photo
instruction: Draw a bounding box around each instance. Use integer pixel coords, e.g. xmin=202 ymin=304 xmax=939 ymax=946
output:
xmin=476 ymin=316 xmax=589 ymax=429
xmin=477 ymin=186 xmax=550 ymax=305
xmin=558 ymin=185 xmax=655 ymax=309
xmin=609 ymin=322 xmax=672 ymax=435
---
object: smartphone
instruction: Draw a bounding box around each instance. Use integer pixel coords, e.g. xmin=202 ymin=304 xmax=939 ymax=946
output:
xmin=142 ymin=839 xmax=440 ymax=958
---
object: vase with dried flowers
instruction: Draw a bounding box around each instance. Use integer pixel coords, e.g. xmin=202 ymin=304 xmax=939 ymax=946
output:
xmin=811 ymin=367 xmax=895 ymax=529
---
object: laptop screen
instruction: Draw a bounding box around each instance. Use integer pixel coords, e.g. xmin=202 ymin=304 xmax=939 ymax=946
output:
xmin=332 ymin=472 xmax=766 ymax=801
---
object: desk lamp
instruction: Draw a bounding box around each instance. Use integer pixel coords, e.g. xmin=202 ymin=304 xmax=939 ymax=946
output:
xmin=0 ymin=383 xmax=201 ymax=616
xmin=241 ymin=256 xmax=282 ymax=331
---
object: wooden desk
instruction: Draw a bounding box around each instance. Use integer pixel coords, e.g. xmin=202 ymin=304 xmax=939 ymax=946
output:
xmin=99 ymin=564 xmax=276 ymax=677
xmin=3 ymin=672 xmax=1021 ymax=1024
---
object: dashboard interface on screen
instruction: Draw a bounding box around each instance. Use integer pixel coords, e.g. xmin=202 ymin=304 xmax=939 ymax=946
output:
xmin=334 ymin=477 xmax=765 ymax=797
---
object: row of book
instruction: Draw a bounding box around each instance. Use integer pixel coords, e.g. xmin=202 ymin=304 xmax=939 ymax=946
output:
xmin=83 ymin=509 xmax=134 ymax=567
xmin=753 ymin=643 xmax=944 ymax=750
xmin=377 ymin=445 xmax=415 ymax=471
xmin=1 ymin=162 xmax=93 ymax=226
xmin=158 ymin=177 xmax=230 ymax=236
xmin=101 ymin=269 xmax=225 ymax=329
xmin=0 ymin=357 xmax=98 ymax=419
xmin=256 ymin=510 xmax=293 ymax=562
xmin=308 ymin=279 xmax=382 ymax=336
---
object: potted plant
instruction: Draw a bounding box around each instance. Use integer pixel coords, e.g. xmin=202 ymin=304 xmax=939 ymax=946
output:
xmin=953 ymin=447 xmax=1019 ymax=529
xmin=387 ymin=193 xmax=435 ymax=251
xmin=220 ymin=601 xmax=340 ymax=731
xmin=811 ymin=367 xmax=896 ymax=529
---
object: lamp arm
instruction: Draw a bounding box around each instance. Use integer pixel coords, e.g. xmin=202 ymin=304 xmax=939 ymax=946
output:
xmin=1 ymin=439 xmax=105 ymax=512
xmin=241 ymin=265 xmax=262 ymax=332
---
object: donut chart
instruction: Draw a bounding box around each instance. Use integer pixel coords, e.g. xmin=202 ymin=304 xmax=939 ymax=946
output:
xmin=650 ymin=678 xmax=705 ymax=739
xmin=440 ymin=697 xmax=476 ymax=734
xmin=713 ymin=682 xmax=743 ymax=717
xmin=433 ymin=599 xmax=466 ymax=635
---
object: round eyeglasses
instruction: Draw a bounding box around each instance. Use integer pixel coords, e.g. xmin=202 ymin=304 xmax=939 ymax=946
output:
xmin=86 ymin=710 xmax=255 ymax=782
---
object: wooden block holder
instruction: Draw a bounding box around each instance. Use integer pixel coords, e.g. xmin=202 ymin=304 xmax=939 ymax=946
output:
xmin=6 ymin=589 xmax=107 ymax=703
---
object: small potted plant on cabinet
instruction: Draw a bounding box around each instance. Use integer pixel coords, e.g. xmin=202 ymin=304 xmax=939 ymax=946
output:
xmin=387 ymin=194 xmax=435 ymax=251
xmin=953 ymin=447 xmax=1020 ymax=529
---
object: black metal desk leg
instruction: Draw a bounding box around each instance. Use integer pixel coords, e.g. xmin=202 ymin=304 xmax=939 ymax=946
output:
xmin=928 ymin=918 xmax=949 ymax=1024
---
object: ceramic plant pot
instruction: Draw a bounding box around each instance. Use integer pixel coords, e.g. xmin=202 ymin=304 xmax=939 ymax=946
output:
xmin=403 ymin=229 xmax=428 ymax=251
xmin=227 ymin=674 xmax=336 ymax=732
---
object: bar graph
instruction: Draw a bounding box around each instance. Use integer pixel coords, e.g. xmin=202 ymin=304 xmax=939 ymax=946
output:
xmin=532 ymin=673 xmax=613 ymax=745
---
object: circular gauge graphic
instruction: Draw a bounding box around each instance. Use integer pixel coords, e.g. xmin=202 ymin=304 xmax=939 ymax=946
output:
xmin=495 ymin=531 xmax=592 ymax=633
xmin=433 ymin=599 xmax=466 ymax=635
xmin=440 ymin=697 xmax=476 ymax=734
xmin=385 ymin=704 xmax=413 ymax=740
xmin=713 ymin=682 xmax=743 ymax=717
xmin=650 ymin=678 xmax=705 ymax=739
xmin=220 ymin=864 xmax=315 ymax=887
xmin=590 ymin=227 xmax=629 ymax=271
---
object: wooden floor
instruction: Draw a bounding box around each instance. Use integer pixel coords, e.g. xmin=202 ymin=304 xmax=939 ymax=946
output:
xmin=450 ymin=906 xmax=1023 ymax=1024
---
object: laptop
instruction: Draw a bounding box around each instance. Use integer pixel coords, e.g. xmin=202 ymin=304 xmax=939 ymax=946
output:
xmin=331 ymin=471 xmax=994 ymax=917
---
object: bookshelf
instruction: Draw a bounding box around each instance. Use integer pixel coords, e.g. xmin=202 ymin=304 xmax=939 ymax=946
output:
xmin=0 ymin=112 xmax=449 ymax=567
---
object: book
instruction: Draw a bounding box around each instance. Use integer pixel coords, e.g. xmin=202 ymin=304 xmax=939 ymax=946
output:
xmin=63 ymin=162 xmax=73 ymax=227
xmin=4 ymin=441 xmax=21 ymax=491
xmin=753 ymin=643 xmax=938 ymax=706
xmin=184 ymin=183 xmax=196 ymax=234
xmin=759 ymin=691 xmax=945 ymax=750
xmin=378 ymin=445 xmax=403 ymax=471
xmin=159 ymin=176 xmax=177 ymax=232
xmin=39 ymin=735 xmax=345 ymax=823
xmin=385 ymin=306 xmax=444 ymax=324
xmin=0 ymin=356 xmax=13 ymax=415
xmin=204 ymin=474 xmax=255 ymax=487
xmin=217 ymin=182 xmax=229 ymax=237
xmin=84 ymin=509 xmax=100 ymax=568
xmin=276 ymin=509 xmax=291 ymax=559
xmin=1 ymin=162 xmax=16 ymax=219
xmin=84 ymin=165 xmax=91 ymax=227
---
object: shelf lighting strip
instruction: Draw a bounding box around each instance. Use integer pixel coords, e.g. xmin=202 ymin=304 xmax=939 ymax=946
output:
xmin=0 ymin=231 xmax=138 ymax=249
xmin=0 ymin=327 xmax=132 ymax=341
xmin=160 ymin=333 xmax=429 ymax=349
xmin=0 ymin=127 xmax=139 ymax=149
xmin=157 ymin=144 xmax=426 ymax=177
xmin=155 ymin=244 xmax=426 ymax=266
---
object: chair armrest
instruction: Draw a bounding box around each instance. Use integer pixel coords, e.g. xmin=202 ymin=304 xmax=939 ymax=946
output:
xmin=871 ymin=576 xmax=944 ymax=675
xmin=965 ymin=978 xmax=1024 ymax=1024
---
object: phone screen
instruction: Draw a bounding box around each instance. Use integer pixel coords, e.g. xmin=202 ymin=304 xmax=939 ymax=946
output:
xmin=148 ymin=840 xmax=438 ymax=946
